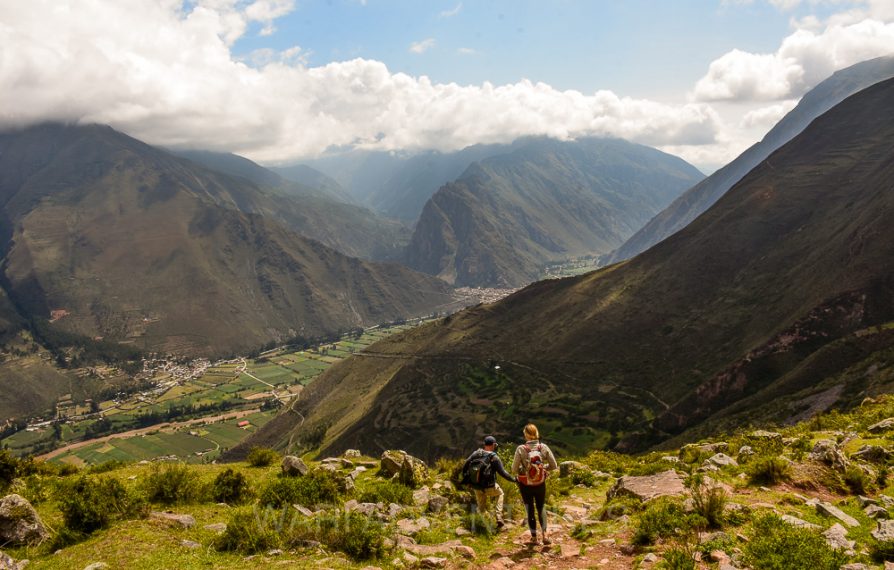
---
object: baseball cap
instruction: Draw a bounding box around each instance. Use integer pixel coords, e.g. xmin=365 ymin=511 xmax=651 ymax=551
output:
xmin=483 ymin=436 xmax=497 ymax=445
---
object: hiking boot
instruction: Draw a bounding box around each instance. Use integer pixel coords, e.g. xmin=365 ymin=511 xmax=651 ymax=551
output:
xmin=541 ymin=534 xmax=552 ymax=545
xmin=496 ymin=520 xmax=505 ymax=530
xmin=526 ymin=534 xmax=539 ymax=546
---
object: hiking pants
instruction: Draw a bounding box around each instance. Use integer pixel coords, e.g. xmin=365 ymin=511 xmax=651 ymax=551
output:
xmin=474 ymin=485 xmax=504 ymax=522
xmin=518 ymin=482 xmax=547 ymax=534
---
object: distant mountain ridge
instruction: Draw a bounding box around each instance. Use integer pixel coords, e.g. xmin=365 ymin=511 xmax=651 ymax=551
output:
xmin=403 ymin=137 xmax=704 ymax=287
xmin=238 ymin=77 xmax=894 ymax=461
xmin=0 ymin=123 xmax=459 ymax=358
xmin=607 ymin=54 xmax=894 ymax=264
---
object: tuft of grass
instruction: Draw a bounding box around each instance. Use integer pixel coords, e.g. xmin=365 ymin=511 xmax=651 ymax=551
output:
xmin=747 ymin=456 xmax=792 ymax=485
xmin=247 ymin=446 xmax=281 ymax=467
xmin=632 ymin=498 xmax=704 ymax=545
xmin=141 ymin=462 xmax=202 ymax=505
xmin=285 ymin=511 xmax=390 ymax=560
xmin=688 ymin=473 xmax=727 ymax=529
xmin=211 ymin=467 xmax=252 ymax=504
xmin=743 ymin=514 xmax=848 ymax=570
xmin=659 ymin=544 xmax=697 ymax=570
xmin=259 ymin=470 xmax=345 ymax=509
xmin=357 ymin=478 xmax=414 ymax=505
xmin=214 ymin=507 xmax=281 ymax=553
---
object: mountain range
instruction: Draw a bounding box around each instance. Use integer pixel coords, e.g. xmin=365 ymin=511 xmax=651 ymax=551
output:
xmin=403 ymin=137 xmax=704 ymax=287
xmin=607 ymin=54 xmax=894 ymax=264
xmin=0 ymin=123 xmax=459 ymax=359
xmin=237 ymin=76 xmax=894 ymax=461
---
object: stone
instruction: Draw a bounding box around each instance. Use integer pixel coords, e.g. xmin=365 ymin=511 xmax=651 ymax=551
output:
xmin=204 ymin=522 xmax=227 ymax=533
xmin=840 ymin=564 xmax=869 ymax=570
xmin=387 ymin=503 xmax=403 ymax=519
xmin=293 ymin=504 xmax=314 ymax=517
xmin=83 ymin=564 xmax=109 ymax=570
xmin=150 ymin=511 xmax=196 ymax=528
xmin=344 ymin=449 xmax=361 ymax=458
xmin=866 ymin=504 xmax=889 ymax=519
xmin=397 ymin=517 xmax=431 ymax=535
xmin=451 ymin=545 xmax=475 ymax=559
xmin=882 ymin=495 xmax=894 ymax=507
xmin=0 ymin=494 xmax=48 ymax=546
xmin=780 ymin=515 xmax=821 ymax=530
xmin=380 ymin=450 xmax=408 ymax=477
xmin=852 ymin=445 xmax=892 ymax=463
xmin=809 ymin=440 xmax=850 ymax=471
xmin=181 ymin=540 xmax=201 ymax=549
xmin=599 ymin=538 xmax=616 ymax=546
xmin=419 ymin=556 xmax=447 ymax=568
xmin=737 ymin=445 xmax=755 ymax=459
xmin=266 ymin=549 xmax=283 ymax=556
xmin=814 ymin=501 xmax=859 ymax=528
xmin=399 ymin=455 xmax=429 ymax=488
xmin=455 ymin=527 xmax=471 ymax=537
xmin=704 ymin=453 xmax=738 ymax=468
xmin=348 ymin=466 xmax=367 ymax=480
xmin=872 ymin=519 xmax=894 ymax=543
xmin=345 ymin=501 xmax=378 ymax=517
xmin=281 ymin=455 xmax=309 ymax=477
xmin=642 ymin=552 xmax=659 ymax=563
xmin=823 ymin=523 xmax=855 ymax=552
xmin=427 ymin=495 xmax=449 ymax=514
xmin=395 ymin=534 xmax=417 ymax=547
xmin=748 ymin=430 xmax=783 ymax=442
xmin=868 ymin=418 xmax=894 ymax=433
xmin=858 ymin=495 xmax=878 ymax=507
xmin=606 ymin=470 xmax=686 ymax=502
xmin=402 ymin=552 xmax=419 ymax=565
xmin=559 ymin=461 xmax=586 ymax=477
xmin=709 ymin=550 xmax=730 ymax=564
xmin=0 ymin=551 xmax=27 ymax=570
xmin=413 ymin=487 xmax=431 ymax=506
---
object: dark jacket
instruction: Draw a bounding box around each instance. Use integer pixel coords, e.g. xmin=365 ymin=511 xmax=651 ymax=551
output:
xmin=462 ymin=448 xmax=515 ymax=488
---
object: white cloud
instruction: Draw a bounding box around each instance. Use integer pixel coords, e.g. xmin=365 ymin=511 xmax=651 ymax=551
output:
xmin=457 ymin=47 xmax=477 ymax=55
xmin=740 ymin=100 xmax=799 ymax=128
xmin=693 ymin=16 xmax=894 ymax=101
xmin=438 ymin=3 xmax=463 ymax=18
xmin=409 ymin=38 xmax=436 ymax=54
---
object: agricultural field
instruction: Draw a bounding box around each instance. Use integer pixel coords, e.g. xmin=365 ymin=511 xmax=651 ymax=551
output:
xmin=1 ymin=319 xmax=433 ymax=464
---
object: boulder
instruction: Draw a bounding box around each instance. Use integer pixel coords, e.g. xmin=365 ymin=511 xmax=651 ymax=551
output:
xmin=399 ymin=455 xmax=429 ymax=488
xmin=380 ymin=450 xmax=407 ymax=477
xmin=427 ymin=495 xmax=449 ymax=514
xmin=281 ymin=455 xmax=309 ymax=477
xmin=748 ymin=430 xmax=783 ymax=443
xmin=866 ymin=504 xmax=889 ymax=519
xmin=559 ymin=461 xmax=586 ymax=477
xmin=0 ymin=494 xmax=48 ymax=546
xmin=344 ymin=449 xmax=361 ymax=458
xmin=704 ymin=453 xmax=738 ymax=468
xmin=606 ymin=470 xmax=686 ymax=502
xmin=204 ymin=522 xmax=228 ymax=533
xmin=809 ymin=440 xmax=849 ymax=471
xmin=873 ymin=519 xmax=894 ymax=543
xmin=397 ymin=517 xmax=431 ymax=535
xmin=823 ymin=523 xmax=855 ymax=553
xmin=150 ymin=511 xmax=196 ymax=528
xmin=420 ymin=557 xmax=447 ymax=568
xmin=851 ymin=445 xmax=892 ymax=463
xmin=868 ymin=418 xmax=894 ymax=433
xmin=737 ymin=445 xmax=755 ymax=459
xmin=780 ymin=515 xmax=820 ymax=530
xmin=813 ymin=501 xmax=859 ymax=528
xmin=344 ymin=500 xmax=379 ymax=517
xmin=413 ymin=486 xmax=432 ymax=506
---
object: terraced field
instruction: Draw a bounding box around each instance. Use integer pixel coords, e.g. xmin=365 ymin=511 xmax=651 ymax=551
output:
xmin=1 ymin=321 xmax=425 ymax=464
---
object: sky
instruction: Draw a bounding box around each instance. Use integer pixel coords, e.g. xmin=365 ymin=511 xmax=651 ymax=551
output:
xmin=2 ymin=1 xmax=894 ymax=173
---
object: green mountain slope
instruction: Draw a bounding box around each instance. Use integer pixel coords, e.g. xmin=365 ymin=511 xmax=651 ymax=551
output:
xmin=0 ymin=123 xmax=458 ymax=358
xmin=607 ymin=55 xmax=894 ymax=264
xmin=404 ymin=137 xmax=704 ymax=287
xmin=172 ymin=150 xmax=410 ymax=261
xmin=243 ymin=78 xmax=894 ymax=460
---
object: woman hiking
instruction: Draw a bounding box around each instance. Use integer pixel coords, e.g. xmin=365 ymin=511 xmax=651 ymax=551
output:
xmin=511 ymin=423 xmax=558 ymax=545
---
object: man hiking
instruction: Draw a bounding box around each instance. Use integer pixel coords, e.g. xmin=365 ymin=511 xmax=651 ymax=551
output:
xmin=462 ymin=435 xmax=516 ymax=529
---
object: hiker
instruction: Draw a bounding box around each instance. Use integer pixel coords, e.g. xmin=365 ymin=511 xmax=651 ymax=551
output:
xmin=512 ymin=423 xmax=558 ymax=545
xmin=461 ymin=435 xmax=516 ymax=529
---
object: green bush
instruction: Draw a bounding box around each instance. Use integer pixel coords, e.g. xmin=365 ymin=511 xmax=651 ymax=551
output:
xmin=571 ymin=522 xmax=594 ymax=541
xmin=260 ymin=470 xmax=344 ymax=509
xmin=633 ymin=498 xmax=704 ymax=545
xmin=747 ymin=456 xmax=792 ymax=485
xmin=357 ymin=479 xmax=413 ymax=505
xmin=688 ymin=474 xmax=727 ymax=529
xmin=570 ymin=469 xmax=596 ymax=487
xmin=247 ymin=447 xmax=281 ymax=467
xmin=0 ymin=449 xmax=18 ymax=491
xmin=598 ymin=495 xmax=642 ymax=521
xmin=744 ymin=514 xmax=847 ymax=570
xmin=659 ymin=545 xmax=697 ymax=570
xmin=142 ymin=462 xmax=202 ymax=505
xmin=87 ymin=460 xmax=129 ymax=474
xmin=843 ymin=466 xmax=870 ymax=495
xmin=582 ymin=450 xmax=635 ymax=476
xmin=285 ymin=511 xmax=389 ymax=560
xmin=215 ymin=508 xmax=281 ymax=553
xmin=58 ymin=475 xmax=146 ymax=534
xmin=212 ymin=468 xmax=251 ymax=504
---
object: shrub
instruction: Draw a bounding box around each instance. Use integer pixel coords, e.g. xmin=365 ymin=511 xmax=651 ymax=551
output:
xmin=142 ymin=462 xmax=202 ymax=504
xmin=583 ymin=450 xmax=634 ymax=476
xmin=571 ymin=522 xmax=594 ymax=541
xmin=59 ymin=475 xmax=146 ymax=534
xmin=659 ymin=545 xmax=697 ymax=570
xmin=843 ymin=466 xmax=870 ymax=495
xmin=19 ymin=474 xmax=52 ymax=505
xmin=260 ymin=470 xmax=344 ymax=509
xmin=878 ymin=464 xmax=889 ymax=488
xmin=285 ymin=511 xmax=389 ymax=560
xmin=598 ymin=495 xmax=642 ymax=521
xmin=570 ymin=469 xmax=596 ymax=487
xmin=633 ymin=498 xmax=689 ymax=545
xmin=0 ymin=449 xmax=18 ymax=491
xmin=629 ymin=459 xmax=684 ymax=477
xmin=215 ymin=508 xmax=281 ymax=553
xmin=212 ymin=468 xmax=251 ymax=504
xmin=87 ymin=460 xmax=129 ymax=474
xmin=747 ymin=456 xmax=792 ymax=485
xmin=744 ymin=514 xmax=847 ymax=570
xmin=247 ymin=447 xmax=280 ymax=467
xmin=688 ymin=474 xmax=727 ymax=529
xmin=357 ymin=479 xmax=413 ymax=505
xmin=462 ymin=512 xmax=496 ymax=537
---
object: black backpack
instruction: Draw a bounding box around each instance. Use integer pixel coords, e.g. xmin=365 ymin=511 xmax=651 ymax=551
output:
xmin=462 ymin=450 xmax=495 ymax=488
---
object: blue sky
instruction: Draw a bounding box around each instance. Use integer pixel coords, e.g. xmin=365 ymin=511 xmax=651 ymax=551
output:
xmin=231 ymin=1 xmax=834 ymax=98
xmin=3 ymin=0 xmax=894 ymax=170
